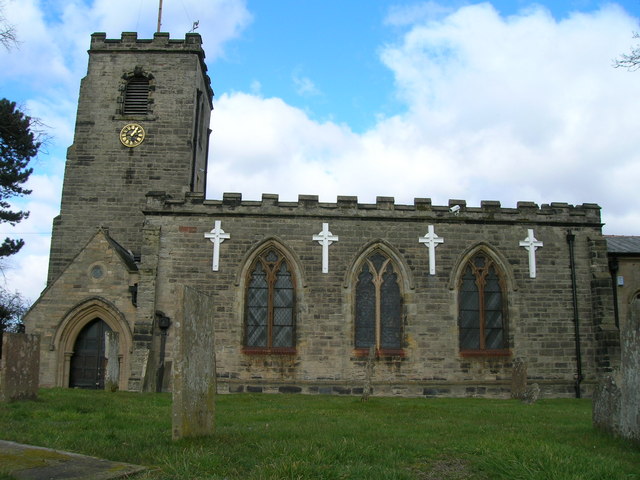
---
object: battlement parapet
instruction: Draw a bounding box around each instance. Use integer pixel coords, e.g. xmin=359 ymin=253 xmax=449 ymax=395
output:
xmin=146 ymin=192 xmax=602 ymax=226
xmin=90 ymin=32 xmax=204 ymax=51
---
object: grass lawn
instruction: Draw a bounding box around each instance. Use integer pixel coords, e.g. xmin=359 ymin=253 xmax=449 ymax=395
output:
xmin=0 ymin=388 xmax=638 ymax=479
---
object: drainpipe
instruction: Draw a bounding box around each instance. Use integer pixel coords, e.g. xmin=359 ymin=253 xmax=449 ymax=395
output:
xmin=608 ymin=257 xmax=620 ymax=330
xmin=566 ymin=231 xmax=583 ymax=398
xmin=155 ymin=311 xmax=171 ymax=393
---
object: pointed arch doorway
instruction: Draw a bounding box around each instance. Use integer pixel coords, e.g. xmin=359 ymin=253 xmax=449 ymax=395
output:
xmin=69 ymin=318 xmax=112 ymax=389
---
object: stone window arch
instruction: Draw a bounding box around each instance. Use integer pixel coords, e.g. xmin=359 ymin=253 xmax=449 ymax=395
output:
xmin=243 ymin=245 xmax=297 ymax=353
xmin=52 ymin=297 xmax=132 ymax=389
xmin=457 ymin=250 xmax=509 ymax=355
xmin=353 ymin=248 xmax=404 ymax=355
xmin=118 ymin=67 xmax=154 ymax=116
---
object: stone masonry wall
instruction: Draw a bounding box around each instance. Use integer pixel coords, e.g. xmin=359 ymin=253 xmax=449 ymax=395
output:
xmin=140 ymin=193 xmax=614 ymax=397
xmin=25 ymin=230 xmax=138 ymax=389
xmin=47 ymin=32 xmax=212 ymax=285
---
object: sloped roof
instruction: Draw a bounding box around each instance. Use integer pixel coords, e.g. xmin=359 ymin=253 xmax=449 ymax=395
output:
xmin=103 ymin=232 xmax=138 ymax=272
xmin=605 ymin=236 xmax=640 ymax=254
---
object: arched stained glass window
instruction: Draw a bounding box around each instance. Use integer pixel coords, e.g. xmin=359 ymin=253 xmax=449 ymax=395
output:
xmin=245 ymin=248 xmax=295 ymax=350
xmin=355 ymin=251 xmax=403 ymax=351
xmin=458 ymin=253 xmax=508 ymax=352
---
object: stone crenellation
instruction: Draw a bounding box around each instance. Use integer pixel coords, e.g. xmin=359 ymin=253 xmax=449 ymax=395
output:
xmin=146 ymin=191 xmax=602 ymax=225
xmin=91 ymin=31 xmax=205 ymax=49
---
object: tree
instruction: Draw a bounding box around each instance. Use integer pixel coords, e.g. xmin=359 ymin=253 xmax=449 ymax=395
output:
xmin=615 ymin=32 xmax=640 ymax=71
xmin=0 ymin=0 xmax=17 ymax=50
xmin=0 ymin=286 xmax=29 ymax=357
xmin=0 ymin=98 xmax=39 ymax=258
xmin=0 ymin=286 xmax=28 ymax=333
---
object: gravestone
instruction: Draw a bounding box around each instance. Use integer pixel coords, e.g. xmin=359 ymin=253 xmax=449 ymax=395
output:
xmin=619 ymin=298 xmax=639 ymax=440
xmin=0 ymin=333 xmax=40 ymax=402
xmin=361 ymin=345 xmax=375 ymax=401
xmin=593 ymin=298 xmax=640 ymax=441
xmin=104 ymin=331 xmax=119 ymax=392
xmin=510 ymin=358 xmax=528 ymax=399
xmin=172 ymin=285 xmax=216 ymax=440
xmin=521 ymin=383 xmax=540 ymax=404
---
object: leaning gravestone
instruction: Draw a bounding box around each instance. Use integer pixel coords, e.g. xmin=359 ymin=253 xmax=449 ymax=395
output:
xmin=0 ymin=333 xmax=40 ymax=402
xmin=172 ymin=285 xmax=217 ymax=440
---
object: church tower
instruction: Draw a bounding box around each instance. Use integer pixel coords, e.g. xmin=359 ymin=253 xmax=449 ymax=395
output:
xmin=47 ymin=32 xmax=213 ymax=283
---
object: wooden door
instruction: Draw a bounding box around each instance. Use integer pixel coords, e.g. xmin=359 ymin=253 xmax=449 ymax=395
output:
xmin=69 ymin=319 xmax=111 ymax=389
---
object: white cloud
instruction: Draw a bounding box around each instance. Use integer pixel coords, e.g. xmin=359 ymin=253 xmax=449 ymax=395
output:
xmin=208 ymin=2 xmax=640 ymax=237
xmin=292 ymin=70 xmax=321 ymax=97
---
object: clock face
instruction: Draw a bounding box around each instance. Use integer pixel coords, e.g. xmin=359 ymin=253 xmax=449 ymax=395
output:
xmin=119 ymin=123 xmax=145 ymax=147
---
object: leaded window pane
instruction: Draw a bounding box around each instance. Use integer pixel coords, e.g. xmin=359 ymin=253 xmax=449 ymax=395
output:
xmin=355 ymin=264 xmax=375 ymax=348
xmin=244 ymin=248 xmax=296 ymax=349
xmin=355 ymin=252 xmax=403 ymax=351
xmin=272 ymin=326 xmax=293 ymax=347
xmin=246 ymin=325 xmax=267 ymax=347
xmin=380 ymin=265 xmax=402 ymax=349
xmin=273 ymin=307 xmax=292 ymax=326
xmin=458 ymin=254 xmax=507 ymax=351
xmin=485 ymin=328 xmax=504 ymax=349
xmin=266 ymin=250 xmax=278 ymax=263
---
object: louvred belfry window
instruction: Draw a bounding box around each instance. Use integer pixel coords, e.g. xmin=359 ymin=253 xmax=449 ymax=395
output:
xmin=458 ymin=253 xmax=508 ymax=353
xmin=244 ymin=249 xmax=295 ymax=351
xmin=123 ymin=77 xmax=150 ymax=115
xmin=355 ymin=251 xmax=403 ymax=352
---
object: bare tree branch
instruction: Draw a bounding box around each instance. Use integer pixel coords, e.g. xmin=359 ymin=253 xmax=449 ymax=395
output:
xmin=0 ymin=1 xmax=17 ymax=51
xmin=614 ymin=32 xmax=640 ymax=71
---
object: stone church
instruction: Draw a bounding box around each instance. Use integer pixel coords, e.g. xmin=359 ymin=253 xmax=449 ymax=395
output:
xmin=24 ymin=32 xmax=621 ymax=398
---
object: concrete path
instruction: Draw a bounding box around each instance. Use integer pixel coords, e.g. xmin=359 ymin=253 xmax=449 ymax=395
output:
xmin=0 ymin=440 xmax=147 ymax=479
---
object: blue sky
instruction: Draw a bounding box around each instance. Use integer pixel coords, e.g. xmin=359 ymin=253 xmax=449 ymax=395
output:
xmin=1 ymin=0 xmax=640 ymax=301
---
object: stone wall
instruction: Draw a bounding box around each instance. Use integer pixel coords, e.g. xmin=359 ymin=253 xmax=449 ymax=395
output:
xmin=47 ymin=32 xmax=212 ymax=284
xmin=0 ymin=333 xmax=40 ymax=402
xmin=142 ymin=194 xmax=616 ymax=397
xmin=24 ymin=230 xmax=138 ymax=389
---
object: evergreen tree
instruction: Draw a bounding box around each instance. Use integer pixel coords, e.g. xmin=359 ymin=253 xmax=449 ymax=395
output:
xmin=0 ymin=98 xmax=39 ymax=258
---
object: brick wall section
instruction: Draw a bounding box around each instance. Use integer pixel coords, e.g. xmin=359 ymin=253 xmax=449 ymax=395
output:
xmin=140 ymin=193 xmax=616 ymax=397
xmin=47 ymin=32 xmax=212 ymax=284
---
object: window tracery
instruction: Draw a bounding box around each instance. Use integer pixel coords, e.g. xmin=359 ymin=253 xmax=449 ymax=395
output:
xmin=244 ymin=248 xmax=295 ymax=352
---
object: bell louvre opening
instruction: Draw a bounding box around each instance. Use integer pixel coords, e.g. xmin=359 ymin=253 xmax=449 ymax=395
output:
xmin=123 ymin=77 xmax=150 ymax=115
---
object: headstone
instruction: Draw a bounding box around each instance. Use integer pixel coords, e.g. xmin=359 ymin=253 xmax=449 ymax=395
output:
xmin=593 ymin=374 xmax=621 ymax=434
xmin=521 ymin=383 xmax=540 ymax=404
xmin=510 ymin=358 xmax=527 ymax=399
xmin=172 ymin=285 xmax=216 ymax=440
xmin=620 ymin=298 xmax=639 ymax=440
xmin=0 ymin=333 xmax=40 ymax=402
xmin=361 ymin=345 xmax=375 ymax=401
xmin=104 ymin=331 xmax=119 ymax=392
xmin=593 ymin=299 xmax=640 ymax=441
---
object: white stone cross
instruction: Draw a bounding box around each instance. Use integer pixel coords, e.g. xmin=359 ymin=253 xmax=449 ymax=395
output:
xmin=519 ymin=228 xmax=543 ymax=278
xmin=313 ymin=223 xmax=339 ymax=273
xmin=204 ymin=220 xmax=230 ymax=271
xmin=419 ymin=225 xmax=444 ymax=275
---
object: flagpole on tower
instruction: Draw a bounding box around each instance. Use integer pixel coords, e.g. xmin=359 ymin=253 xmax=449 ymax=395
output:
xmin=157 ymin=0 xmax=163 ymax=32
